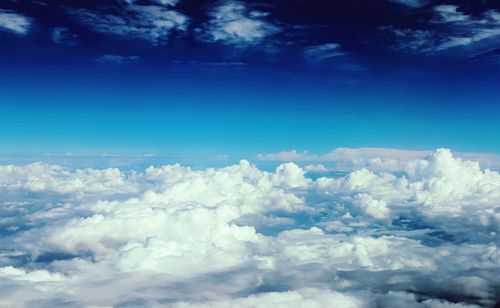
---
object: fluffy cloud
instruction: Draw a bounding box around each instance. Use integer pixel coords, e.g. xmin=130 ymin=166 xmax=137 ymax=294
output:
xmin=0 ymin=150 xmax=498 ymax=306
xmin=173 ymin=288 xmax=368 ymax=308
xmin=0 ymin=9 xmax=30 ymax=35
xmin=199 ymin=1 xmax=279 ymax=45
xmin=258 ymin=147 xmax=500 ymax=171
xmin=0 ymin=162 xmax=140 ymax=196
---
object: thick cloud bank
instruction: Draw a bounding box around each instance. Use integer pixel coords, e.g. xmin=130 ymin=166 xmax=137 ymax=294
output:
xmin=0 ymin=149 xmax=498 ymax=307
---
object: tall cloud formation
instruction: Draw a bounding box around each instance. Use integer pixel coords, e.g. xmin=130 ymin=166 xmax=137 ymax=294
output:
xmin=0 ymin=149 xmax=498 ymax=307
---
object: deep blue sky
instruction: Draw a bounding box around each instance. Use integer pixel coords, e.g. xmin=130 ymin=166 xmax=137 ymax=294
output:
xmin=1 ymin=0 xmax=499 ymax=157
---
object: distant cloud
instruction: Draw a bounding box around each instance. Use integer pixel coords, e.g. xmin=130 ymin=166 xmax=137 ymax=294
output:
xmin=0 ymin=9 xmax=31 ymax=35
xmin=68 ymin=3 xmax=188 ymax=45
xmin=96 ymin=54 xmax=140 ymax=64
xmin=303 ymin=43 xmax=364 ymax=71
xmin=389 ymin=0 xmax=427 ymax=8
xmin=51 ymin=27 xmax=78 ymax=45
xmin=433 ymin=4 xmax=470 ymax=23
xmin=173 ymin=60 xmax=246 ymax=67
xmin=124 ymin=0 xmax=180 ymax=6
xmin=382 ymin=5 xmax=500 ymax=54
xmin=259 ymin=147 xmax=431 ymax=162
xmin=304 ymin=43 xmax=346 ymax=62
xmin=199 ymin=1 xmax=279 ymax=46
xmin=258 ymin=147 xmax=500 ymax=171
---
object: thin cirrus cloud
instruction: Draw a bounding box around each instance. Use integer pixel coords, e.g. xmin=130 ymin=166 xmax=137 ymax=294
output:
xmin=389 ymin=0 xmax=427 ymax=8
xmin=304 ymin=43 xmax=346 ymax=62
xmin=198 ymin=1 xmax=280 ymax=46
xmin=0 ymin=9 xmax=31 ymax=35
xmin=382 ymin=4 xmax=500 ymax=54
xmin=51 ymin=27 xmax=78 ymax=45
xmin=0 ymin=149 xmax=498 ymax=306
xmin=96 ymin=54 xmax=141 ymax=64
xmin=67 ymin=2 xmax=188 ymax=45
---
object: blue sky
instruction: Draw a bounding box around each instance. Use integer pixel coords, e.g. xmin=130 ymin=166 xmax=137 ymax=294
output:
xmin=1 ymin=0 xmax=499 ymax=158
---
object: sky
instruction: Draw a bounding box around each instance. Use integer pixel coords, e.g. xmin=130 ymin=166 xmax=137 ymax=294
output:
xmin=1 ymin=1 xmax=500 ymax=307
xmin=1 ymin=0 xmax=500 ymax=159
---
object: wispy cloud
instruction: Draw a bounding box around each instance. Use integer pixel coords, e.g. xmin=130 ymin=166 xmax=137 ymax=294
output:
xmin=0 ymin=9 xmax=31 ymax=35
xmin=198 ymin=1 xmax=279 ymax=46
xmin=382 ymin=5 xmax=500 ymax=55
xmin=389 ymin=0 xmax=427 ymax=8
xmin=51 ymin=27 xmax=78 ymax=45
xmin=68 ymin=3 xmax=188 ymax=45
xmin=124 ymin=0 xmax=180 ymax=6
xmin=304 ymin=43 xmax=346 ymax=62
xmin=303 ymin=43 xmax=364 ymax=71
xmin=433 ymin=4 xmax=470 ymax=23
xmin=96 ymin=54 xmax=140 ymax=64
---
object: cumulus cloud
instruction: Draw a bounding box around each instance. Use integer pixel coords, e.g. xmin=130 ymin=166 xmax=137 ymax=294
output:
xmin=67 ymin=2 xmax=188 ymax=44
xmin=0 ymin=9 xmax=31 ymax=35
xmin=258 ymin=147 xmax=500 ymax=171
xmin=0 ymin=150 xmax=498 ymax=306
xmin=198 ymin=1 xmax=279 ymax=46
xmin=0 ymin=162 xmax=139 ymax=195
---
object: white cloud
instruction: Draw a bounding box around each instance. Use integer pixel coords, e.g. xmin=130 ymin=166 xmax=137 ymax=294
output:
xmin=304 ymin=164 xmax=328 ymax=173
xmin=0 ymin=9 xmax=31 ymax=35
xmin=0 ymin=150 xmax=498 ymax=306
xmin=259 ymin=147 xmax=431 ymax=162
xmin=199 ymin=1 xmax=279 ymax=45
xmin=173 ymin=288 xmax=368 ymax=308
xmin=68 ymin=4 xmax=188 ymax=44
xmin=0 ymin=162 xmax=139 ymax=195
xmin=258 ymin=147 xmax=500 ymax=171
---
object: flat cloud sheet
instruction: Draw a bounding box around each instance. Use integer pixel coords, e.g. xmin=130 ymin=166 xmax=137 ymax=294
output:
xmin=0 ymin=149 xmax=498 ymax=307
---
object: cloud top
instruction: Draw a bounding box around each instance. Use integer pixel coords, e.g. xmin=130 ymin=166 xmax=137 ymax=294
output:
xmin=0 ymin=149 xmax=498 ymax=306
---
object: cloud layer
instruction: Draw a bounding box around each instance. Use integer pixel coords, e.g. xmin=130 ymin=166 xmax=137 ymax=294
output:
xmin=68 ymin=2 xmax=188 ymax=45
xmin=0 ymin=149 xmax=498 ymax=307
